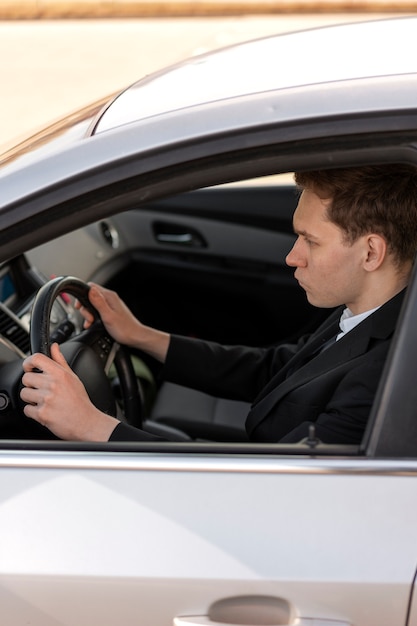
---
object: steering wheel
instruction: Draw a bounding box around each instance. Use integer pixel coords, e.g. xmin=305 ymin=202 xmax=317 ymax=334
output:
xmin=30 ymin=276 xmax=143 ymax=429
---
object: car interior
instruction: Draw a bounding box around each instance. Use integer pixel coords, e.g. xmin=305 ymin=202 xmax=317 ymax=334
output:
xmin=0 ymin=173 xmax=335 ymax=443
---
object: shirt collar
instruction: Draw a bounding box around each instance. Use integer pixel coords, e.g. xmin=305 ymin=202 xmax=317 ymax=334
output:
xmin=337 ymin=305 xmax=380 ymax=340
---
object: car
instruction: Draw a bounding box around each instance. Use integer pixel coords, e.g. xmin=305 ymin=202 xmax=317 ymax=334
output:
xmin=1 ymin=14 xmax=417 ymax=626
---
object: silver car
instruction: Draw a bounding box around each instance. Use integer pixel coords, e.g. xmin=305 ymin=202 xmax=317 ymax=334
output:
xmin=1 ymin=16 xmax=417 ymax=626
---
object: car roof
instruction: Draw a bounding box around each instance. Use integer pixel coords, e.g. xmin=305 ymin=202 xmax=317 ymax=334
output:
xmin=1 ymin=15 xmax=417 ymax=220
xmin=94 ymin=16 xmax=417 ymax=134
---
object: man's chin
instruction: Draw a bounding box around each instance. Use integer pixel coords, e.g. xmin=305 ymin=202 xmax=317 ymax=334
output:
xmin=305 ymin=293 xmax=338 ymax=309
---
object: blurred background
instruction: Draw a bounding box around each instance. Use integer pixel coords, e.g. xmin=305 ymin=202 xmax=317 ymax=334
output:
xmin=0 ymin=0 xmax=413 ymax=151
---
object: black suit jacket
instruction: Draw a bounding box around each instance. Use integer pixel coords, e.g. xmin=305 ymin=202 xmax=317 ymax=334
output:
xmin=110 ymin=290 xmax=404 ymax=444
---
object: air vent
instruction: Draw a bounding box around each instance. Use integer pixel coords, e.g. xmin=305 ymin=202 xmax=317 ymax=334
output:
xmin=0 ymin=305 xmax=30 ymax=354
xmin=99 ymin=221 xmax=119 ymax=249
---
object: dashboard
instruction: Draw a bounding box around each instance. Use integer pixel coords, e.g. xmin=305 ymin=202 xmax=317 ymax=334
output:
xmin=0 ymin=207 xmax=180 ymax=364
xmin=0 ymin=255 xmax=80 ymax=362
xmin=0 ymin=223 xmax=128 ymax=440
xmin=0 ymin=210 xmax=135 ymax=365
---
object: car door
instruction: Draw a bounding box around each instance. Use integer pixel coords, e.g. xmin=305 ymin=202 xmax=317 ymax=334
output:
xmin=4 ymin=176 xmax=417 ymax=626
xmin=1 ymin=445 xmax=417 ymax=626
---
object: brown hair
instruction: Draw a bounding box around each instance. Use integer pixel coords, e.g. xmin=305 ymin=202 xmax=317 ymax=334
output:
xmin=294 ymin=164 xmax=417 ymax=266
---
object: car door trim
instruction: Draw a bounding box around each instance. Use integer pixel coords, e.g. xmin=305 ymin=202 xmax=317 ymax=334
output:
xmin=1 ymin=451 xmax=417 ymax=476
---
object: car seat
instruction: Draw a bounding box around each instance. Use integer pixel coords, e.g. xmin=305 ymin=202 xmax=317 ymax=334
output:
xmin=148 ymin=382 xmax=250 ymax=441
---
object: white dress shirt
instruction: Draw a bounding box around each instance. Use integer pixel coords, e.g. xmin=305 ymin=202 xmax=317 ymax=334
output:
xmin=336 ymin=305 xmax=380 ymax=341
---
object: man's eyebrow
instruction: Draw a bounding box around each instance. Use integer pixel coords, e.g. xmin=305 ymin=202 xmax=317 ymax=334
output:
xmin=293 ymin=228 xmax=319 ymax=240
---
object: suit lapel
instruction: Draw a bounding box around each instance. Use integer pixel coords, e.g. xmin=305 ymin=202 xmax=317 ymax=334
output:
xmin=246 ymin=289 xmax=405 ymax=437
xmin=252 ymin=307 xmax=343 ymax=404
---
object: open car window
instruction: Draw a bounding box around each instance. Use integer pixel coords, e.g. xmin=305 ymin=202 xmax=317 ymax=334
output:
xmin=0 ymin=167 xmax=412 ymax=460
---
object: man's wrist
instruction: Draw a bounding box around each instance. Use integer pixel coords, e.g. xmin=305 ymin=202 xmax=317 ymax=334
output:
xmin=85 ymin=412 xmax=120 ymax=442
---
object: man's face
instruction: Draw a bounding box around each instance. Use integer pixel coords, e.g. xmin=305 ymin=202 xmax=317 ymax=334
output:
xmin=286 ymin=189 xmax=368 ymax=313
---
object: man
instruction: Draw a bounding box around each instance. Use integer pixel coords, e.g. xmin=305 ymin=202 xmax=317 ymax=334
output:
xmin=20 ymin=164 xmax=417 ymax=444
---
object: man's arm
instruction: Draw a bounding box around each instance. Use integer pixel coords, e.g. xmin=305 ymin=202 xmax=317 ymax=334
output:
xmin=162 ymin=334 xmax=309 ymax=403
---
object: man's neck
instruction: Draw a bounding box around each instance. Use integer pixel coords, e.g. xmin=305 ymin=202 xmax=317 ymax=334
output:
xmin=348 ymin=267 xmax=410 ymax=315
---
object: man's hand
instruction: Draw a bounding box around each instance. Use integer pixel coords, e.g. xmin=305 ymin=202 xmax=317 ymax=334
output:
xmin=78 ymin=283 xmax=171 ymax=362
xmin=20 ymin=343 xmax=119 ymax=441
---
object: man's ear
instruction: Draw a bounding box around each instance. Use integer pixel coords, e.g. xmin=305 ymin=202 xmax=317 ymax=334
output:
xmin=363 ymin=234 xmax=387 ymax=271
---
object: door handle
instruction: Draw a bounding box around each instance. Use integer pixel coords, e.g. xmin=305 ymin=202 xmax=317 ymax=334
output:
xmin=156 ymin=233 xmax=195 ymax=244
xmin=174 ymin=617 xmax=351 ymax=626
xmin=153 ymin=221 xmax=207 ymax=248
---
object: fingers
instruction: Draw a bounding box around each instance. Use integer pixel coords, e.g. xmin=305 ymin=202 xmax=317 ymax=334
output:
xmin=20 ymin=346 xmax=120 ymax=441
xmin=50 ymin=342 xmax=70 ymax=368
xmin=75 ymin=283 xmax=109 ymax=328
xmin=88 ymin=283 xmax=113 ymax=312
xmin=22 ymin=344 xmax=67 ymax=373
xmin=20 ymin=348 xmax=69 ymax=428
xmin=22 ymin=352 xmax=49 ymax=374
xmin=75 ymin=303 xmax=95 ymax=329
xmin=22 ymin=400 xmax=46 ymax=425
xmin=76 ymin=283 xmax=134 ymax=346
xmin=20 ymin=356 xmax=56 ymax=423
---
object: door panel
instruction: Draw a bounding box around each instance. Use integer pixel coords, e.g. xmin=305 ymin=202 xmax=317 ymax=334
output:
xmin=107 ymin=183 xmax=326 ymax=348
xmin=26 ymin=182 xmax=327 ymax=349
xmin=1 ymin=453 xmax=415 ymax=626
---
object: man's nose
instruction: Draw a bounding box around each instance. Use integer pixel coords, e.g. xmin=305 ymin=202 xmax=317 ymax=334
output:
xmin=286 ymin=239 xmax=305 ymax=267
